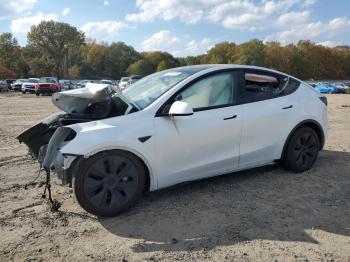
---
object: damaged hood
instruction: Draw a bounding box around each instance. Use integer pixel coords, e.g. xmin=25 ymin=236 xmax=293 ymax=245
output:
xmin=52 ymin=83 xmax=112 ymax=113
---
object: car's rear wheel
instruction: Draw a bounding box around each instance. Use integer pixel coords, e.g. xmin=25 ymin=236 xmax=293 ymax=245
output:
xmin=74 ymin=150 xmax=146 ymax=217
xmin=35 ymin=91 xmax=40 ymax=96
xmin=282 ymin=127 xmax=320 ymax=172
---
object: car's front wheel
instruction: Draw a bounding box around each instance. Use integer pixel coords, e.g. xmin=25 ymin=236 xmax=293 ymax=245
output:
xmin=74 ymin=150 xmax=146 ymax=217
xmin=282 ymin=127 xmax=320 ymax=172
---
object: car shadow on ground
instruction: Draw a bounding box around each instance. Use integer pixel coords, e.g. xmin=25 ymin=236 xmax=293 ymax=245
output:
xmin=99 ymin=150 xmax=350 ymax=252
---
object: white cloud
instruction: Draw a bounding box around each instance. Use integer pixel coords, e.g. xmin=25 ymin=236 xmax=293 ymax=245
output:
xmin=62 ymin=7 xmax=70 ymax=16
xmin=209 ymin=0 xmax=314 ymax=30
xmin=81 ymin=20 xmax=127 ymax=41
xmin=10 ymin=12 xmax=58 ymax=34
xmin=317 ymin=41 xmax=342 ymax=48
xmin=266 ymin=17 xmax=350 ymax=44
xmin=126 ymin=0 xmax=316 ymax=30
xmin=276 ymin=11 xmax=310 ymax=26
xmin=222 ymin=13 xmax=265 ymax=29
xmin=141 ymin=30 xmax=180 ymax=52
xmin=104 ymin=1 xmax=109 ymax=6
xmin=185 ymin=38 xmax=213 ymax=55
xmin=140 ymin=30 xmax=213 ymax=56
xmin=126 ymin=0 xmax=206 ymax=24
xmin=0 ymin=0 xmax=37 ymax=18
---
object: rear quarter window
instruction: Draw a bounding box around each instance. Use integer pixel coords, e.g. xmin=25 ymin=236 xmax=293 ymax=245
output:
xmin=240 ymin=70 xmax=300 ymax=103
xmin=282 ymin=78 xmax=300 ymax=95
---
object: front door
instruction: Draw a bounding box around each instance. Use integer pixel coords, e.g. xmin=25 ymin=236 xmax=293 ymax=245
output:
xmin=154 ymin=71 xmax=242 ymax=189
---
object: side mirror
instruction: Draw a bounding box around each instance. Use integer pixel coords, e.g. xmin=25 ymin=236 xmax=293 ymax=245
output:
xmin=169 ymin=101 xmax=193 ymax=116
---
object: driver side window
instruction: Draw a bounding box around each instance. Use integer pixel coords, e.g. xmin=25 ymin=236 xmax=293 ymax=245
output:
xmin=175 ymin=72 xmax=236 ymax=110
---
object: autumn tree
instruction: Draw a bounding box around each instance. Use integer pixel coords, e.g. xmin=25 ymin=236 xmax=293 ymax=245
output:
xmin=0 ymin=33 xmax=29 ymax=77
xmin=27 ymin=21 xmax=85 ymax=78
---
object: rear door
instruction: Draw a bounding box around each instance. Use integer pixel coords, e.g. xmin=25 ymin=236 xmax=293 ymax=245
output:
xmin=238 ymin=69 xmax=300 ymax=168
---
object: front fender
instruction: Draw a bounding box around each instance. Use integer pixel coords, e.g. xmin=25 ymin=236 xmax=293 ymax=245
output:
xmin=60 ymin=121 xmax=157 ymax=191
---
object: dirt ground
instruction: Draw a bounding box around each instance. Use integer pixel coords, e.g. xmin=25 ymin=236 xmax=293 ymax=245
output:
xmin=0 ymin=92 xmax=349 ymax=262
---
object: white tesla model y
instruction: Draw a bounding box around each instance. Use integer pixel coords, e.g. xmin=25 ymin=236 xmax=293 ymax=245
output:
xmin=18 ymin=65 xmax=328 ymax=217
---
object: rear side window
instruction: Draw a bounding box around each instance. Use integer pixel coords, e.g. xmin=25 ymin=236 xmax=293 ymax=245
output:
xmin=240 ymin=71 xmax=300 ymax=103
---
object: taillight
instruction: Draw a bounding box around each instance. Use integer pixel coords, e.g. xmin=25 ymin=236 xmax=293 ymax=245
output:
xmin=319 ymin=96 xmax=327 ymax=106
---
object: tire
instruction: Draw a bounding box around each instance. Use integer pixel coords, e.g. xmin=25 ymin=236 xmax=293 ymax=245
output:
xmin=22 ymin=91 xmax=26 ymax=94
xmin=35 ymin=92 xmax=39 ymax=96
xmin=74 ymin=150 xmax=146 ymax=217
xmin=282 ymin=127 xmax=320 ymax=172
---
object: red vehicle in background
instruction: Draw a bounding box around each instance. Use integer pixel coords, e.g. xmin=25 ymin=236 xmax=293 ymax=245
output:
xmin=35 ymin=77 xmax=60 ymax=96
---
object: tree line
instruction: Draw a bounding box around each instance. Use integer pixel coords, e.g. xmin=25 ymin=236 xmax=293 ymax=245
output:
xmin=1 ymin=21 xmax=350 ymax=80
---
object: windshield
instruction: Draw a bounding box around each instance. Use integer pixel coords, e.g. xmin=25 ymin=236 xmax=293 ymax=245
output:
xmin=39 ymin=78 xmax=56 ymax=83
xmin=122 ymin=70 xmax=194 ymax=109
xmin=27 ymin=79 xmax=38 ymax=83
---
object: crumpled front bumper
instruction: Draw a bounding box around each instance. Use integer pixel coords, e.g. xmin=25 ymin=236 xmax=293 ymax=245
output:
xmin=17 ymin=118 xmax=80 ymax=186
xmin=41 ymin=126 xmax=80 ymax=185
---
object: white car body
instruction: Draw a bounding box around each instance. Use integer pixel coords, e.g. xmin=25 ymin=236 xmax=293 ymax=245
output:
xmin=11 ymin=79 xmax=27 ymax=91
xmin=21 ymin=78 xmax=40 ymax=93
xmin=21 ymin=65 xmax=326 ymax=192
xmin=17 ymin=65 xmax=329 ymax=216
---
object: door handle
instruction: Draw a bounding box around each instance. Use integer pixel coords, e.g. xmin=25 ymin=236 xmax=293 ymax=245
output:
xmin=223 ymin=115 xmax=237 ymax=120
xmin=282 ymin=105 xmax=293 ymax=110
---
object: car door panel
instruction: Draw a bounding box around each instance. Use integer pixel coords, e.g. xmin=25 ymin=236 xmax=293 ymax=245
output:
xmin=239 ymin=97 xmax=297 ymax=168
xmin=238 ymin=70 xmax=300 ymax=168
xmin=154 ymin=105 xmax=242 ymax=189
xmin=153 ymin=70 xmax=242 ymax=189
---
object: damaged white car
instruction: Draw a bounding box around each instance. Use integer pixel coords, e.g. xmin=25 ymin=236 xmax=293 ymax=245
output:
xmin=18 ymin=65 xmax=328 ymax=217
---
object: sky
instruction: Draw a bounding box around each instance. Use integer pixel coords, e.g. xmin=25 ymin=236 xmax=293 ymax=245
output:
xmin=0 ymin=0 xmax=349 ymax=57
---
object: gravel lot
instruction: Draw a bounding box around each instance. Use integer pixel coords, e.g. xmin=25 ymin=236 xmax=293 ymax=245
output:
xmin=0 ymin=93 xmax=349 ymax=261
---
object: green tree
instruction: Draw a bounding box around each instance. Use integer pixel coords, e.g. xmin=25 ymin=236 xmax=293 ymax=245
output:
xmin=127 ymin=51 xmax=178 ymax=76
xmin=104 ymin=42 xmax=140 ymax=79
xmin=177 ymin=56 xmax=202 ymax=66
xmin=27 ymin=21 xmax=85 ymax=78
xmin=234 ymin=39 xmax=265 ymax=66
xmin=127 ymin=59 xmax=154 ymax=75
xmin=0 ymin=33 xmax=29 ymax=77
xmin=0 ymin=33 xmax=18 ymax=69
xmin=205 ymin=42 xmax=236 ymax=64
xmin=157 ymin=60 xmax=170 ymax=71
xmin=80 ymin=42 xmax=108 ymax=79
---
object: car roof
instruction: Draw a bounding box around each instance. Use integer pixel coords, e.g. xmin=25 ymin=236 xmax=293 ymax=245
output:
xmin=165 ymin=64 xmax=292 ymax=77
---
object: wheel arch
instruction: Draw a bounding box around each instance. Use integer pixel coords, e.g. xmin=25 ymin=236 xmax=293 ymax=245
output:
xmin=281 ymin=119 xmax=325 ymax=160
xmin=69 ymin=146 xmax=156 ymax=192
